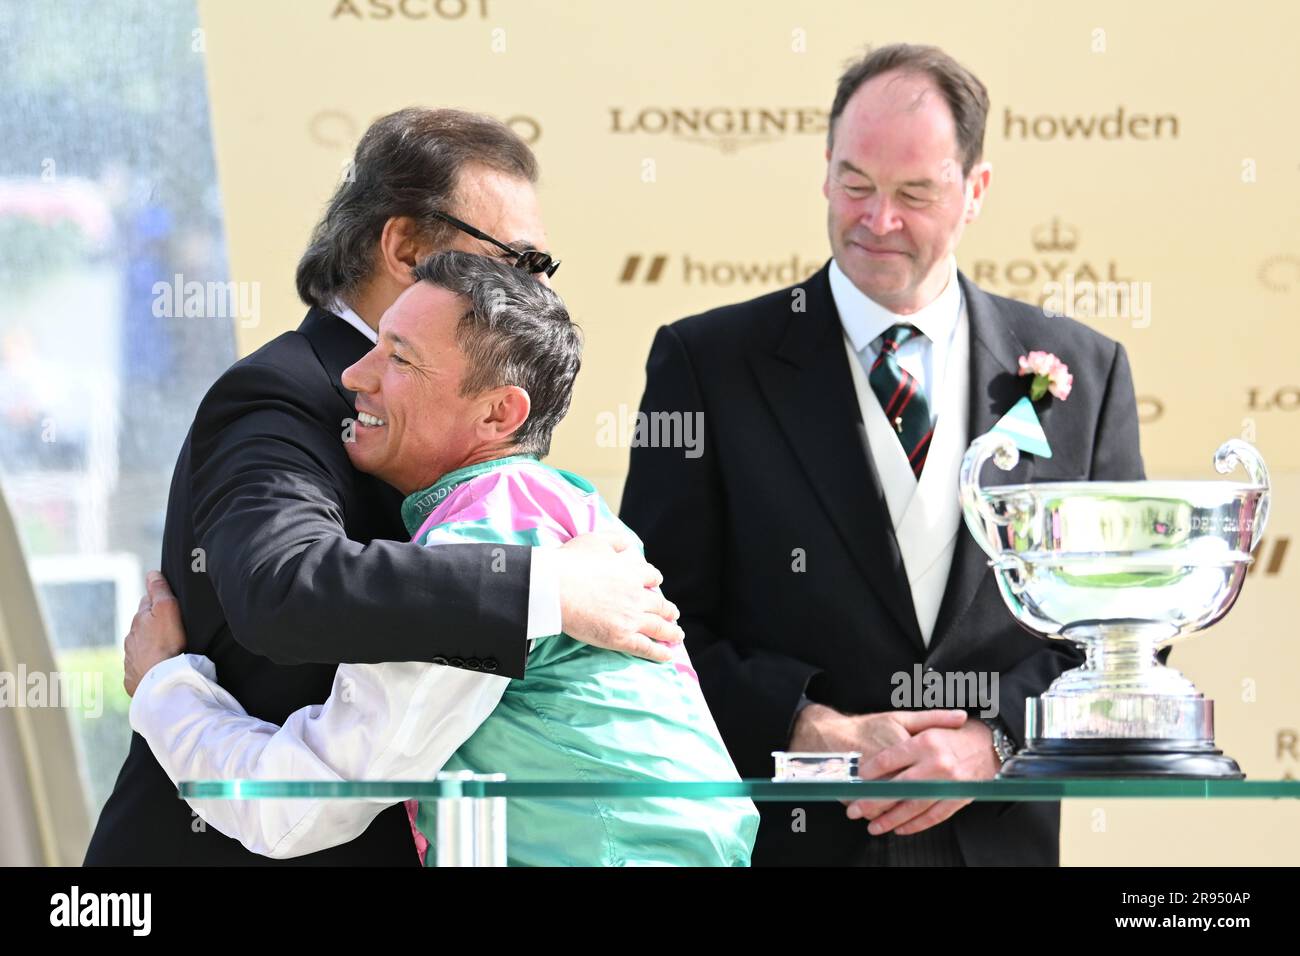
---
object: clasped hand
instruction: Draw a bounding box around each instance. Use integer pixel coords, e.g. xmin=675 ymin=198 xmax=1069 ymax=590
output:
xmin=790 ymin=703 xmax=1000 ymax=836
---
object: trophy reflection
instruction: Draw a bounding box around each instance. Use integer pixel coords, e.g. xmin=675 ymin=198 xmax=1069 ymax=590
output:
xmin=959 ymin=435 xmax=1270 ymax=778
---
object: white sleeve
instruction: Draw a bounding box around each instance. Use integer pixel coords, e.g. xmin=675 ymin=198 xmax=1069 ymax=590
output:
xmin=129 ymin=652 xmax=508 ymax=859
xmin=526 ymin=547 xmax=563 ymax=640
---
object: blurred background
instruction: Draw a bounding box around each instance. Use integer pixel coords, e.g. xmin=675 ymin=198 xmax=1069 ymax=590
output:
xmin=0 ymin=0 xmax=1296 ymax=865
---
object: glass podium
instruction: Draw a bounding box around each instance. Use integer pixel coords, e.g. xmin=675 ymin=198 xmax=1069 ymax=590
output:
xmin=180 ymin=776 xmax=1300 ymax=866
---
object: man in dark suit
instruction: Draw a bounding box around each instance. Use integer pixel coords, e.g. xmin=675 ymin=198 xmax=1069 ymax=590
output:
xmin=619 ymin=45 xmax=1145 ymax=866
xmin=86 ymin=108 xmax=680 ymax=866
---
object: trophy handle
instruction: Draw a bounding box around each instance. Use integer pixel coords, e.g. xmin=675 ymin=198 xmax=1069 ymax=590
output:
xmin=1213 ymin=439 xmax=1271 ymax=548
xmin=959 ymin=432 xmax=1020 ymax=559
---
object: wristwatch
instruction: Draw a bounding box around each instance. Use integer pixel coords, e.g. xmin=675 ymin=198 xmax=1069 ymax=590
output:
xmin=982 ymin=718 xmax=1017 ymax=765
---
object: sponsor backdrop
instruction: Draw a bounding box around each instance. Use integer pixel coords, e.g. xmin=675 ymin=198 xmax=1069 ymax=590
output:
xmin=195 ymin=0 xmax=1299 ymax=863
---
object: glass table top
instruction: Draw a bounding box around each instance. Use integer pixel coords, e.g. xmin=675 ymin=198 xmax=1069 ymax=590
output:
xmin=178 ymin=778 xmax=1300 ymax=801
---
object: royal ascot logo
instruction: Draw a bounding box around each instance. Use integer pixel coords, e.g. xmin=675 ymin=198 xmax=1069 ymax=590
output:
xmin=308 ymin=110 xmax=541 ymax=149
xmin=609 ymin=107 xmax=827 ymax=154
xmin=1279 ymin=728 xmax=1299 ymax=780
xmin=330 ymin=0 xmax=491 ymax=19
xmin=618 ymin=252 xmax=823 ymax=286
xmin=1001 ymin=106 xmax=1180 ymax=141
xmin=969 ymin=217 xmax=1149 ymax=326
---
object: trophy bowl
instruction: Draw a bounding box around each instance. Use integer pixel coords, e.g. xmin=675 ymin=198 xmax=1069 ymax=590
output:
xmin=959 ymin=435 xmax=1270 ymax=778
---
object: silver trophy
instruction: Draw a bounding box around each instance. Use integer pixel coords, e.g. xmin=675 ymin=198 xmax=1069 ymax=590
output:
xmin=959 ymin=435 xmax=1270 ymax=778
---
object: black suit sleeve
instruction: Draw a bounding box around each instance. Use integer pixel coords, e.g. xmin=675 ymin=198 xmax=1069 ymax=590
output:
xmin=189 ymin=358 xmax=531 ymax=678
xmin=620 ymin=326 xmax=821 ymax=775
xmin=1089 ymin=341 xmax=1145 ymax=484
xmin=994 ymin=339 xmax=1151 ymax=746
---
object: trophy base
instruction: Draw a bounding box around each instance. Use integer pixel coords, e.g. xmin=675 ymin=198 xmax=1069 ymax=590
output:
xmin=999 ymin=737 xmax=1244 ymax=779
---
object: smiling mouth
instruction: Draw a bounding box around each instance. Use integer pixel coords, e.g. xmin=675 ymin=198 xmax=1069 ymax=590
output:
xmin=858 ymin=244 xmax=907 ymax=257
xmin=357 ymin=411 xmax=387 ymax=427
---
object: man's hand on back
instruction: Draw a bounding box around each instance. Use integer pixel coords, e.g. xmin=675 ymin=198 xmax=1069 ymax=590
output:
xmin=555 ymin=532 xmax=683 ymax=663
xmin=123 ymin=571 xmax=187 ymax=697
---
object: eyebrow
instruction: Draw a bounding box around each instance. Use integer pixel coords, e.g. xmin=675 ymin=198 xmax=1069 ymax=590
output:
xmin=382 ymin=331 xmax=421 ymax=360
xmin=837 ymin=159 xmax=938 ymax=190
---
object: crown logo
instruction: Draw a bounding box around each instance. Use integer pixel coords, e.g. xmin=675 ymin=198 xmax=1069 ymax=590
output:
xmin=1031 ymin=217 xmax=1079 ymax=253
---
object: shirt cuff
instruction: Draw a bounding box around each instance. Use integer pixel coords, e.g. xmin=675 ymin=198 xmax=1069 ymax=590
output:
xmin=128 ymin=653 xmax=215 ymax=734
xmin=525 ymin=548 xmax=562 ymax=642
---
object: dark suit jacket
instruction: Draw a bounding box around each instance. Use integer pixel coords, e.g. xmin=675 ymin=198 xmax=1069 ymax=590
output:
xmin=85 ymin=307 xmax=533 ymax=866
xmin=619 ymin=263 xmax=1146 ymax=866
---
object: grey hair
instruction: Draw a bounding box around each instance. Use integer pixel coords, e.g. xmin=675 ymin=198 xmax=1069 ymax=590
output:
xmin=295 ymin=108 xmax=538 ymax=309
xmin=412 ymin=251 xmax=581 ymax=459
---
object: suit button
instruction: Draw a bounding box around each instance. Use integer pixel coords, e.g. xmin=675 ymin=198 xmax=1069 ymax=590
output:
xmin=482 ymin=659 xmax=498 ymax=672
xmin=448 ymin=657 xmax=465 ymax=669
xmin=432 ymin=656 xmax=449 ymax=666
xmin=465 ymin=658 xmax=481 ymax=670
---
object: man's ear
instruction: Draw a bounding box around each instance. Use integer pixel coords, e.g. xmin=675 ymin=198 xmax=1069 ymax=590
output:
xmin=964 ymin=161 xmax=992 ymax=223
xmin=377 ymin=216 xmax=430 ymax=289
xmin=478 ymin=385 xmax=532 ymax=443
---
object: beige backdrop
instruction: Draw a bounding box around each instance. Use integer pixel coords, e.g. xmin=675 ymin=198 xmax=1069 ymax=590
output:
xmin=196 ymin=0 xmax=1299 ymax=864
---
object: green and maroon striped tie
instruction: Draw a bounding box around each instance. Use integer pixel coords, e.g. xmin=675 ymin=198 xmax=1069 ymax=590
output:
xmin=868 ymin=323 xmax=933 ymax=477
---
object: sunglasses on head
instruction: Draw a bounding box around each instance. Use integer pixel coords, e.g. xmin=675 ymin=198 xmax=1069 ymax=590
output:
xmin=430 ymin=210 xmax=561 ymax=278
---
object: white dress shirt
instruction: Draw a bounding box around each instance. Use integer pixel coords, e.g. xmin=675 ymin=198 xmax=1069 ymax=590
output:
xmin=829 ymin=256 xmax=963 ymax=421
xmin=129 ymin=513 xmax=556 ymax=859
xmin=131 ymin=651 xmax=507 ymax=858
xmin=829 ymin=257 xmax=971 ymax=646
xmin=327 ymin=299 xmax=562 ymax=640
xmin=331 ymin=301 xmax=379 ymax=345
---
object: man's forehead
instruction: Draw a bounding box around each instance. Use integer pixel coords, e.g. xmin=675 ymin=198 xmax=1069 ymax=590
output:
xmin=380 ymin=283 xmax=462 ymax=345
xmin=841 ymin=73 xmax=956 ymax=141
xmin=835 ymin=84 xmax=960 ymax=180
xmin=451 ymin=169 xmax=546 ymax=248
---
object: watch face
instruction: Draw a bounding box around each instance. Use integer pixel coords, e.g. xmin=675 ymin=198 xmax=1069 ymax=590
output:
xmin=992 ymin=729 xmax=1012 ymax=760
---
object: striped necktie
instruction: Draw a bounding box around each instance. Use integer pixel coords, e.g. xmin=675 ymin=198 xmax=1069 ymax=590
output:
xmin=868 ymin=323 xmax=933 ymax=478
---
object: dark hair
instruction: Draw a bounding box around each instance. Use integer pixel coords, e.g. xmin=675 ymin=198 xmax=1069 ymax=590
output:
xmin=412 ymin=251 xmax=581 ymax=458
xmin=829 ymin=43 xmax=989 ymax=176
xmin=296 ymin=108 xmax=538 ymax=308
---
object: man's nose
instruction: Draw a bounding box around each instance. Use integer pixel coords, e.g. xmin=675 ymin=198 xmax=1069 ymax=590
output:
xmin=341 ymin=350 xmax=377 ymax=394
xmin=861 ymin=192 xmax=901 ymax=235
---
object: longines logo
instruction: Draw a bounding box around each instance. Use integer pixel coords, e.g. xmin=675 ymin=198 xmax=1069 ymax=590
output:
xmin=1246 ymin=386 xmax=1300 ymax=412
xmin=969 ymin=217 xmax=1142 ymax=316
xmin=618 ymin=252 xmax=822 ymax=286
xmin=609 ymin=107 xmax=827 ymax=154
xmin=307 ymin=110 xmax=540 ymax=148
xmin=330 ymin=0 xmax=490 ymax=19
xmin=1002 ymin=106 xmax=1179 ymax=140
